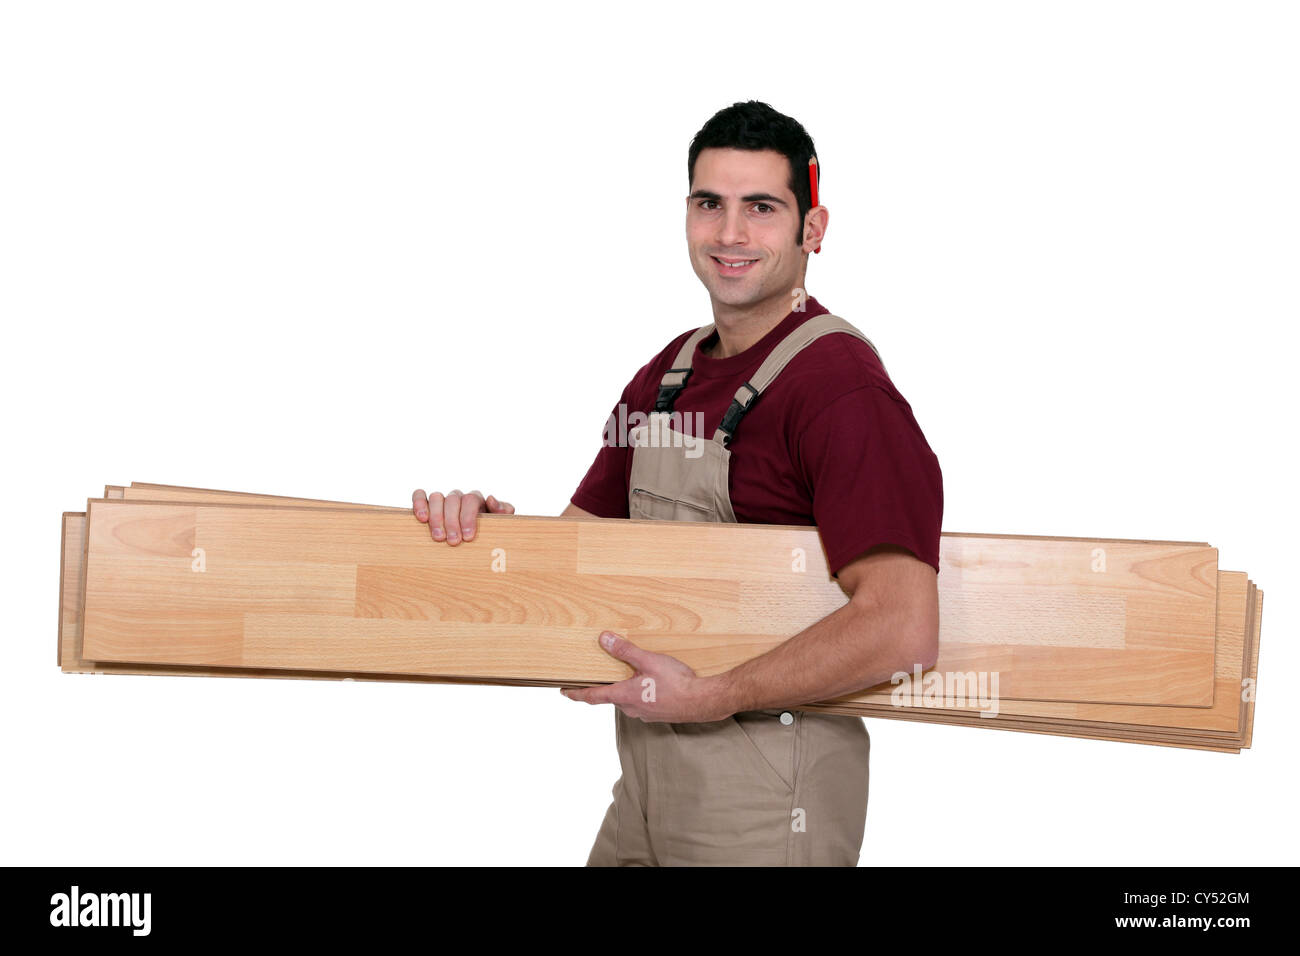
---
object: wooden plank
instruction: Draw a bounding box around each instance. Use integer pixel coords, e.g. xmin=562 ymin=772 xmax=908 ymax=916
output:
xmin=818 ymin=579 xmax=1254 ymax=750
xmin=117 ymin=484 xmax=1244 ymax=729
xmin=57 ymin=513 xmax=77 ymax=666
xmin=82 ymin=497 xmax=1218 ymax=705
xmin=117 ymin=484 xmax=1242 ymax=730
xmin=62 ymin=489 xmax=1257 ymax=750
xmin=114 ymin=486 xmax=1229 ymax=717
xmin=579 ymin=521 xmax=1219 ymax=705
xmin=125 ymin=482 xmax=404 ymax=511
xmin=60 ymin=510 xmax=579 ymax=689
xmin=1237 ymin=587 xmax=1258 ymax=749
xmin=82 ymin=500 xmax=804 ymax=683
xmin=817 ymin=580 xmax=1256 ymax=747
xmin=846 ymin=707 xmax=1242 ymax=753
xmin=827 ymin=573 xmax=1251 ymax=735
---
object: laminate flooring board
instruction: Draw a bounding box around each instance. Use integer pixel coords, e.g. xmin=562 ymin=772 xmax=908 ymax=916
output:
xmin=81 ymin=500 xmax=828 ymax=683
xmin=121 ymin=484 xmax=1240 ymax=726
xmin=847 ymin=708 xmax=1242 ymax=753
xmin=119 ymin=482 xmax=1243 ymax=729
xmin=1245 ymin=587 xmax=1262 ymax=749
xmin=813 ymin=610 xmax=1252 ymax=748
xmin=125 ymin=483 xmax=404 ymax=511
xmin=827 ymin=574 xmax=1252 ymax=735
xmin=62 ymin=488 xmax=1258 ymax=751
xmin=824 ymin=698 xmax=1246 ymax=747
xmin=119 ymin=484 xmax=1226 ymax=712
xmin=133 ymin=484 xmax=1211 ymax=542
xmin=211 ymin=492 xmax=1222 ymax=706
xmin=57 ymin=513 xmax=79 ymax=666
xmin=82 ymin=497 xmax=1218 ymax=705
xmin=821 ymin=581 xmax=1253 ymax=750
xmin=61 ymin=511 xmax=586 ymax=689
xmin=877 ymin=581 xmax=1257 ymax=744
xmin=851 ymin=695 xmax=1250 ymax=748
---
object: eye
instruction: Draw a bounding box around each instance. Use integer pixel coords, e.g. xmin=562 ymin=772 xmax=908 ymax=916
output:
xmin=752 ymin=203 xmax=774 ymax=214
xmin=697 ymin=199 xmax=720 ymax=211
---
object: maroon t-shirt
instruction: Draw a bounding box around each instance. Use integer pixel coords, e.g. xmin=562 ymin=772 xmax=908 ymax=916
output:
xmin=571 ymin=297 xmax=944 ymax=576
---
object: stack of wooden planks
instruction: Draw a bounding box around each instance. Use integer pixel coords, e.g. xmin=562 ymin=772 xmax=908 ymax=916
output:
xmin=58 ymin=483 xmax=1262 ymax=752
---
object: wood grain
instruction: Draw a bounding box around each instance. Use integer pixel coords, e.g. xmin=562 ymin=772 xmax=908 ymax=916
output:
xmin=118 ymin=484 xmax=1241 ymax=730
xmin=827 ymin=574 xmax=1252 ymax=735
xmin=60 ymin=511 xmax=584 ymax=689
xmin=82 ymin=496 xmax=1218 ymax=705
xmin=59 ymin=488 xmax=1261 ymax=750
xmin=1245 ymin=587 xmax=1262 ymax=748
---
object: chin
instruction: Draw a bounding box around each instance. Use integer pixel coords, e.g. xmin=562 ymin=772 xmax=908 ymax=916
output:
xmin=707 ymin=283 xmax=763 ymax=308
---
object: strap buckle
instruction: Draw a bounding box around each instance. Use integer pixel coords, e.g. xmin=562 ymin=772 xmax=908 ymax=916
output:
xmin=654 ymin=367 xmax=694 ymax=412
xmin=716 ymin=381 xmax=759 ymax=444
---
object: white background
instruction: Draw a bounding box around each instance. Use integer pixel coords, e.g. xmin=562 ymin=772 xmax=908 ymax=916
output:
xmin=2 ymin=1 xmax=1295 ymax=865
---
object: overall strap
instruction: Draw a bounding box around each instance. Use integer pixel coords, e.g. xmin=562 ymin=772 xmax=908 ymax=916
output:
xmin=714 ymin=314 xmax=885 ymax=445
xmin=654 ymin=324 xmax=716 ymax=412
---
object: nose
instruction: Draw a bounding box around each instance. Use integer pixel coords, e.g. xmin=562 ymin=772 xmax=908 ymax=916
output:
xmin=717 ymin=205 xmax=749 ymax=248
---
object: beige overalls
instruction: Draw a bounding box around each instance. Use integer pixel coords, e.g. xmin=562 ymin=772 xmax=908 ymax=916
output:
xmin=586 ymin=313 xmax=882 ymax=867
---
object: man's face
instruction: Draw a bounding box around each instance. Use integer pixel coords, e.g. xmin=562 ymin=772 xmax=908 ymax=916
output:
xmin=686 ymin=147 xmax=807 ymax=310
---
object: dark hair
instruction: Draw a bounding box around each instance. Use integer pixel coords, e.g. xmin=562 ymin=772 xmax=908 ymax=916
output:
xmin=687 ymin=100 xmax=819 ymax=244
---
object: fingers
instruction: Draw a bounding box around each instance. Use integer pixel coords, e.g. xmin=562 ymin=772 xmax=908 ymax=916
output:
xmin=597 ymin=631 xmax=653 ymax=672
xmin=560 ymin=677 xmax=647 ymax=719
xmin=427 ymin=491 xmax=446 ymax=541
xmin=415 ymin=488 xmax=515 ymax=544
xmin=561 ymin=685 xmax=615 ymax=705
xmin=442 ymin=489 xmax=464 ymax=543
xmin=460 ymin=490 xmax=487 ymax=542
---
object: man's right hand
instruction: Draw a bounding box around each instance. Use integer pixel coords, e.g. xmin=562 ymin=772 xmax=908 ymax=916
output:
xmin=412 ymin=488 xmax=515 ymax=544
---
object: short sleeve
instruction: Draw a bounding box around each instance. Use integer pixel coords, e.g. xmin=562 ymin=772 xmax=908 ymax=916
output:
xmin=570 ymin=391 xmax=632 ymax=518
xmin=796 ymin=385 xmax=943 ymax=575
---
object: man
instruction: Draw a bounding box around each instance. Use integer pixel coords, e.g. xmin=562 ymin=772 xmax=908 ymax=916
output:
xmin=413 ymin=101 xmax=942 ymax=866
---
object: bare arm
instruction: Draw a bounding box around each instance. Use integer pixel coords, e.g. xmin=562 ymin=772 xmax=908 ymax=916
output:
xmin=709 ymin=544 xmax=939 ymax=714
xmin=564 ymin=543 xmax=940 ymax=722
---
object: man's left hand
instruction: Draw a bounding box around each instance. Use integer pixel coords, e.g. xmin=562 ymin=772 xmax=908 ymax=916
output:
xmin=560 ymin=631 xmax=732 ymax=723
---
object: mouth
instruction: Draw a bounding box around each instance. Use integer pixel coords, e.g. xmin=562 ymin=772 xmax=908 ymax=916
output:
xmin=710 ymin=255 xmax=759 ymax=276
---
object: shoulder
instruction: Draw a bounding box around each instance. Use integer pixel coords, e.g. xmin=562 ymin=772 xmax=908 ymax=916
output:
xmin=775 ymin=317 xmax=906 ymax=408
xmin=770 ymin=319 xmax=938 ymax=463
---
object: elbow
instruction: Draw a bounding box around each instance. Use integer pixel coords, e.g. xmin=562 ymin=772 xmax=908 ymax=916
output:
xmin=899 ymin=619 xmax=940 ymax=674
xmin=914 ymin=630 xmax=940 ymax=673
xmin=846 ymin=586 xmax=940 ymax=678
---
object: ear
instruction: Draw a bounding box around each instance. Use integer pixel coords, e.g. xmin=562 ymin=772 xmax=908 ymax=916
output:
xmin=802 ymin=205 xmax=829 ymax=254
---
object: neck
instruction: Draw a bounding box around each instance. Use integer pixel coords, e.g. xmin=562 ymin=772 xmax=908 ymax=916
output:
xmin=706 ymin=284 xmax=809 ymax=359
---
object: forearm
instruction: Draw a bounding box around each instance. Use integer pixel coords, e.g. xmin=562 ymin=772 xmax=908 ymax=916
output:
xmin=708 ymin=595 xmax=936 ymax=715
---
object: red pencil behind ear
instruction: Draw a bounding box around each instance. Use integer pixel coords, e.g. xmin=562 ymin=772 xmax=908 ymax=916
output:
xmin=808 ymin=156 xmax=821 ymax=254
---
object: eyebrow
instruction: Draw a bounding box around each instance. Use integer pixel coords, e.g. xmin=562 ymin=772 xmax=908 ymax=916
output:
xmin=688 ymin=190 xmax=789 ymax=207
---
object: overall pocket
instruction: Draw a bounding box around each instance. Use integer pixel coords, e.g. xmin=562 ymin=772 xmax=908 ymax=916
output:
xmin=646 ymin=717 xmax=796 ymax=866
xmin=629 ymin=487 xmax=714 ymax=522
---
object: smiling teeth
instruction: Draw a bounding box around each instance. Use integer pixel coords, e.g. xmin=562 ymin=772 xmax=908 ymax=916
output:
xmin=719 ymin=259 xmax=755 ymax=268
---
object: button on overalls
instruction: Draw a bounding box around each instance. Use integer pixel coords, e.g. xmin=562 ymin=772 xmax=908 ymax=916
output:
xmin=586 ymin=313 xmax=880 ymax=867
